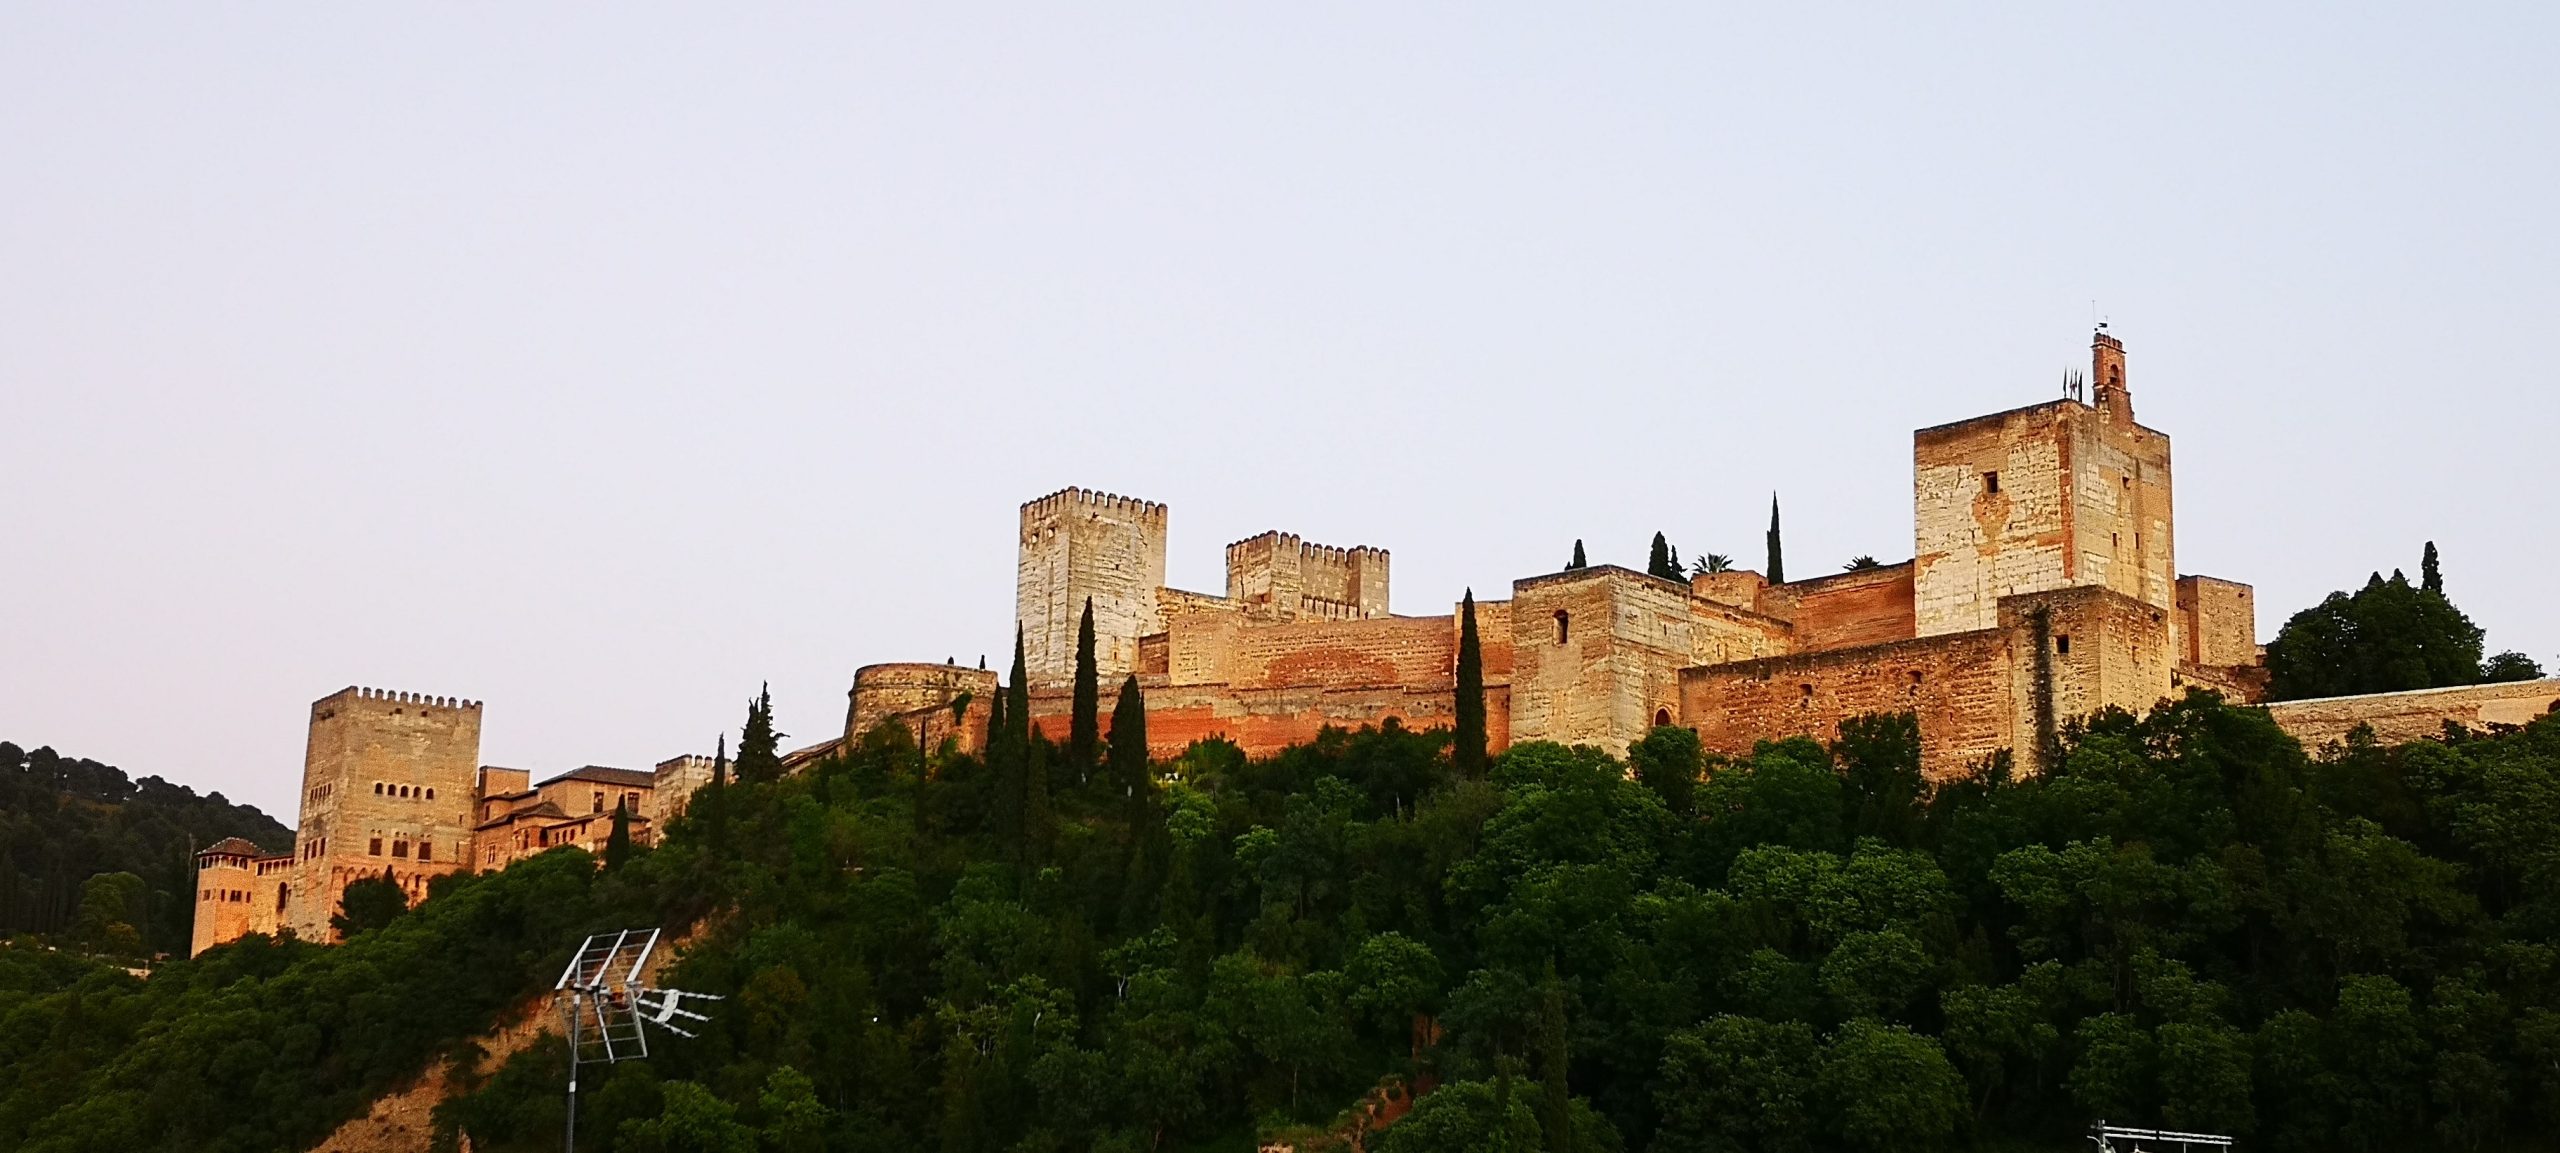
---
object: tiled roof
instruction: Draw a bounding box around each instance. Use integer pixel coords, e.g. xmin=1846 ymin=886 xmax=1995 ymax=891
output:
xmin=476 ymin=800 xmax=570 ymax=830
xmin=197 ymin=836 xmax=273 ymax=858
xmin=535 ymin=765 xmax=656 ymax=789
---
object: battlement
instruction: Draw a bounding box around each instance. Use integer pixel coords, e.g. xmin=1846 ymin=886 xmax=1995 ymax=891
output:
xmin=1020 ymin=487 xmax=1169 ymax=525
xmin=320 ymin=685 xmax=483 ymax=711
xmin=1225 ymin=531 xmax=1391 ymax=620
xmin=1223 ymin=532 xmax=1390 ymax=565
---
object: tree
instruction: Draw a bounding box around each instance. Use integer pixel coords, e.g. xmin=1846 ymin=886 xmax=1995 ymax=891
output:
xmin=1843 ymin=555 xmax=1880 ymax=571
xmin=701 ymin=732 xmax=729 ymax=852
xmin=1766 ymin=494 xmax=1785 ymax=584
xmin=331 ymin=866 xmax=408 ymax=938
xmin=605 ymin=798 xmax=633 ymax=870
xmin=1627 ymin=723 xmax=1700 ymax=816
xmin=1692 ymin=552 xmax=1734 ymax=576
xmin=2267 ymin=561 xmax=2487 ymax=700
xmin=1817 ymin=1020 xmax=1967 ymax=1152
xmin=1108 ymin=674 xmax=1149 ymax=799
xmin=734 ymin=683 xmax=784 ymax=785
xmin=1539 ymin=959 xmax=1570 ymax=1153
xmin=2422 ymin=540 xmax=2443 ymax=594
xmin=1071 ymin=598 xmax=1100 ymax=784
xmin=71 ymin=872 xmax=146 ymax=957
xmin=1455 ymin=590 xmax=1489 ymax=779
xmin=1648 ymin=533 xmax=1679 ymax=581
xmin=1568 ymin=540 xmax=1587 ymax=571
xmin=1655 ymin=1015 xmax=1820 ymax=1153
xmin=2482 ymin=651 xmax=2545 ymax=683
xmin=618 ymin=1079 xmax=757 ymax=1153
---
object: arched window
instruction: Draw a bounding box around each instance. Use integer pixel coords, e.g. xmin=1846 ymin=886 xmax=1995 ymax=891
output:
xmin=1654 ymin=708 xmax=1672 ymax=728
xmin=1554 ymin=610 xmax=1571 ymax=644
xmin=276 ymin=883 xmax=288 ymax=912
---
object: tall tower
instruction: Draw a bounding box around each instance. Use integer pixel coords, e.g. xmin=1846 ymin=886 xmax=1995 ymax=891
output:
xmin=1016 ymin=489 xmax=1169 ymax=680
xmin=286 ymin=687 xmax=482 ymax=941
xmin=1912 ymin=331 xmax=2175 ymax=636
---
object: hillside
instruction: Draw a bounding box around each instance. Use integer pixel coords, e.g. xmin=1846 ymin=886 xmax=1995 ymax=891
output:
xmin=0 ymin=741 xmax=293 ymax=956
xmin=3 ymin=694 xmax=2559 ymax=1152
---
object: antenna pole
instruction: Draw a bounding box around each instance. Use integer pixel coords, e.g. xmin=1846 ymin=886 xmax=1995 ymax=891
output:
xmin=565 ymin=992 xmax=581 ymax=1153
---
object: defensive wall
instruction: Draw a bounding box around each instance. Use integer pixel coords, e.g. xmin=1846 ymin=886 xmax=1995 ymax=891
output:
xmin=1225 ymin=532 xmax=1391 ymax=621
xmin=290 ymin=687 xmax=483 ymax=940
xmin=2263 ymin=679 xmax=2560 ymax=748
xmin=845 ymin=662 xmax=997 ymax=755
xmin=1018 ymin=489 xmax=1168 ymax=680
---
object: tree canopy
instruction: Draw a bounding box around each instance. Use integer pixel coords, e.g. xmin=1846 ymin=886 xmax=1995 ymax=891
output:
xmin=2265 ymin=545 xmax=2542 ymax=700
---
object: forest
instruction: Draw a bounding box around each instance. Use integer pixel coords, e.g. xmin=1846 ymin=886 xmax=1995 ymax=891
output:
xmin=0 ymin=740 xmax=292 ymax=956
xmin=6 ymin=675 xmax=2558 ymax=1152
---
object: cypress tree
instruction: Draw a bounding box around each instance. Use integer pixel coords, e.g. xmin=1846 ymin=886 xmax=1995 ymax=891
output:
xmin=1023 ymin=733 xmax=1054 ymax=871
xmin=1569 ymin=540 xmax=1587 ymax=570
xmin=1648 ymin=532 xmax=1673 ymax=579
xmin=2423 ymin=541 xmax=2443 ymax=595
xmin=735 ymin=682 xmax=783 ymax=784
xmin=1108 ymin=674 xmax=1148 ymax=800
xmin=604 ymin=798 xmax=632 ymax=870
xmin=985 ymin=674 xmax=1008 ymax=757
xmin=1766 ymin=493 xmax=1786 ymax=584
xmin=1454 ymin=589 xmax=1488 ymax=778
xmin=992 ymin=629 xmax=1029 ymax=845
xmin=1071 ymin=598 xmax=1100 ymax=784
xmin=702 ymin=733 xmax=729 ymax=852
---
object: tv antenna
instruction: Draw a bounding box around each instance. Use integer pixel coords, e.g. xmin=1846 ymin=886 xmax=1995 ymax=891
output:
xmin=2088 ymin=1122 xmax=2233 ymax=1153
xmin=556 ymin=928 xmax=722 ymax=1153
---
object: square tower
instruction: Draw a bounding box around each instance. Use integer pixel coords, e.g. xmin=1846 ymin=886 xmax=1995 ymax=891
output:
xmin=286 ymin=686 xmax=482 ymax=941
xmin=1017 ymin=489 xmax=1169 ymax=680
xmin=1224 ymin=532 xmax=1391 ymax=621
xmin=1912 ymin=332 xmax=2174 ymax=637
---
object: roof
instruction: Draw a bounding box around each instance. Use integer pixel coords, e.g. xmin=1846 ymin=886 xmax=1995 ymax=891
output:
xmin=197 ymin=836 xmax=273 ymax=859
xmin=534 ymin=765 xmax=656 ymax=790
xmin=476 ymin=800 xmax=569 ymax=830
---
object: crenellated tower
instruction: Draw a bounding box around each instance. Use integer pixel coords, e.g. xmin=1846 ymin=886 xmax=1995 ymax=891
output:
xmin=1225 ymin=532 xmax=1391 ymax=621
xmin=285 ymin=686 xmax=482 ymax=941
xmin=1016 ymin=489 xmax=1169 ymax=680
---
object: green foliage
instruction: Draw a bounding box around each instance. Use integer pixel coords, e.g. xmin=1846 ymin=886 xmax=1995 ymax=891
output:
xmin=1691 ymin=553 xmax=1733 ymax=577
xmin=1842 ymin=555 xmax=1880 ymax=571
xmin=1627 ymin=725 xmax=1700 ymax=817
xmin=1569 ymin=540 xmax=1588 ymax=571
xmin=1455 ymin=591 xmax=1488 ymax=779
xmin=69 ymin=872 xmax=147 ymax=958
xmin=2266 ymin=547 xmax=2514 ymax=700
xmin=1072 ymin=598 xmax=1101 ymax=783
xmin=25 ymin=695 xmax=2560 ymax=1151
xmin=330 ymin=865 xmax=408 ymax=938
xmin=0 ymin=740 xmax=290 ymax=954
xmin=733 ymin=683 xmax=784 ymax=785
xmin=1647 ymin=534 xmax=1681 ymax=582
xmin=1765 ymin=494 xmax=1784 ymax=584
xmin=607 ymin=798 xmax=635 ymax=870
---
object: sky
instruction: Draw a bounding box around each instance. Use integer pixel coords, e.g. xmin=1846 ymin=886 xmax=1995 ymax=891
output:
xmin=4 ymin=4 xmax=2554 ymax=819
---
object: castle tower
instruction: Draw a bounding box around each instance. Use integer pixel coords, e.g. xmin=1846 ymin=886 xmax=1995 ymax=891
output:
xmin=1225 ymin=532 xmax=1391 ymax=621
xmin=1912 ymin=331 xmax=2175 ymax=637
xmin=285 ymin=687 xmax=482 ymax=941
xmin=1017 ymin=489 xmax=1168 ymax=680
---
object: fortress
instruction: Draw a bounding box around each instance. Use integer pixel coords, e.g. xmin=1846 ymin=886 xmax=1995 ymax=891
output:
xmin=198 ymin=330 xmax=2560 ymax=957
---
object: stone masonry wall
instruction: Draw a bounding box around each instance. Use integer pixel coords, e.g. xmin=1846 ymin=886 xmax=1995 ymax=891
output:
xmin=1682 ymin=627 xmax=2016 ymax=782
xmin=1509 ymin=567 xmax=1706 ymax=752
xmin=1225 ymin=532 xmax=1391 ymax=621
xmin=1765 ymin=563 xmax=1916 ymax=653
xmin=289 ymin=687 xmax=482 ymax=942
xmin=2264 ymin=679 xmax=2560 ymax=748
xmin=1018 ymin=489 xmax=1168 ymax=680
xmin=2177 ymin=575 xmax=2258 ymax=667
xmin=847 ymin=663 xmax=1000 ymax=745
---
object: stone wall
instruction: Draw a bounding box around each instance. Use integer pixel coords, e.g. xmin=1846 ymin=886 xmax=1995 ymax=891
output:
xmin=2177 ymin=575 xmax=2258 ymax=667
xmin=1509 ymin=567 xmax=1705 ymax=752
xmin=1765 ymin=563 xmax=1916 ymax=653
xmin=289 ymin=687 xmax=482 ymax=941
xmin=1018 ymin=489 xmax=1168 ymax=680
xmin=846 ymin=663 xmax=998 ymax=749
xmin=2264 ymin=679 xmax=2560 ymax=748
xmin=1913 ymin=389 xmax=2174 ymax=639
xmin=1683 ymin=627 xmax=2016 ymax=781
xmin=1026 ymin=679 xmax=1503 ymax=760
xmin=1225 ymin=532 xmax=1391 ymax=621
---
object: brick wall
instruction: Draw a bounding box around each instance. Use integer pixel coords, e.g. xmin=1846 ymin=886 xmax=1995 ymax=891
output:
xmin=1025 ymin=679 xmax=1505 ymax=760
xmin=2264 ymin=679 xmax=2560 ymax=748
xmin=1682 ymin=628 xmax=2016 ymax=781
xmin=1510 ymin=567 xmax=1703 ymax=752
xmin=1766 ymin=563 xmax=1916 ymax=653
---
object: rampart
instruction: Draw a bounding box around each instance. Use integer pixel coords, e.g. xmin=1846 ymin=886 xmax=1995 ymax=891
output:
xmin=1225 ymin=532 xmax=1391 ymax=621
xmin=1018 ymin=488 xmax=1168 ymax=680
xmin=846 ymin=662 xmax=997 ymax=753
xmin=2264 ymin=679 xmax=2560 ymax=748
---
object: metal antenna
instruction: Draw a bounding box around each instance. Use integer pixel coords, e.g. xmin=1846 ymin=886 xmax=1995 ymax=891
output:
xmin=556 ymin=928 xmax=722 ymax=1153
xmin=2088 ymin=1121 xmax=2234 ymax=1153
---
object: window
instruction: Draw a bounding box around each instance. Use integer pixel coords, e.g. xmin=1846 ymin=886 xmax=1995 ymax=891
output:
xmin=374 ymin=782 xmax=384 ymax=795
xmin=417 ymin=841 xmax=431 ymax=862
xmin=425 ymin=788 xmax=435 ymax=800
xmin=1800 ymin=684 xmax=1815 ymax=708
xmin=592 ymin=792 xmax=605 ymax=814
xmin=369 ymin=837 xmax=383 ymax=856
xmin=1655 ymin=708 xmax=1672 ymax=728
xmin=392 ymin=840 xmax=409 ymax=859
xmin=2056 ymin=634 xmax=2072 ymax=655
xmin=1554 ymin=610 xmax=1571 ymax=644
xmin=1984 ymin=471 xmax=2000 ymax=494
xmin=277 ymin=884 xmax=288 ymax=911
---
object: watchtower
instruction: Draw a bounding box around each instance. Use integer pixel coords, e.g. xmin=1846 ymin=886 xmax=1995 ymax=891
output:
xmin=1912 ymin=331 xmax=2175 ymax=636
xmin=286 ymin=686 xmax=483 ymax=941
xmin=1016 ymin=489 xmax=1168 ymax=680
xmin=1225 ymin=532 xmax=1391 ymax=621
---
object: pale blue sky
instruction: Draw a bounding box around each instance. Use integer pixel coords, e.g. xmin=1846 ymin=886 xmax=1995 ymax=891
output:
xmin=4 ymin=4 xmax=2552 ymax=818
